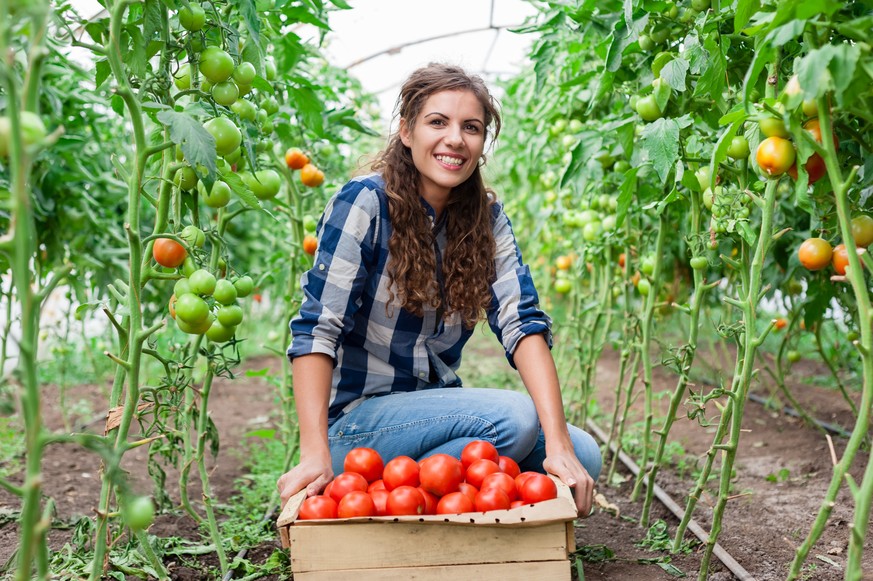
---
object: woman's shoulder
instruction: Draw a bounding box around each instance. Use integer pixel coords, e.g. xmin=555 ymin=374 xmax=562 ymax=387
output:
xmin=330 ymin=173 xmax=388 ymax=216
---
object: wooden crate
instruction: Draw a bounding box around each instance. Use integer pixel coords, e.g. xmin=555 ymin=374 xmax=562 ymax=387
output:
xmin=276 ymin=476 xmax=577 ymax=580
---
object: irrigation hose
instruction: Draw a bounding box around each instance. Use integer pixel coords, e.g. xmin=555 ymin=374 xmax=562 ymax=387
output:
xmin=585 ymin=418 xmax=757 ymax=581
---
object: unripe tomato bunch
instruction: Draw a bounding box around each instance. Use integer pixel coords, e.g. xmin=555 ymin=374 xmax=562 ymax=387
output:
xmin=297 ymin=441 xmax=559 ymax=520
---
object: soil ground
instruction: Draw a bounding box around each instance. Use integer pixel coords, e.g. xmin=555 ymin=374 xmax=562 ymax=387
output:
xmin=1 ymin=333 xmax=872 ymax=580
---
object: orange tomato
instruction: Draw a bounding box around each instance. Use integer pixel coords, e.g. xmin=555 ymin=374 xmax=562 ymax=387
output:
xmin=303 ymin=234 xmax=318 ymax=256
xmin=774 ymin=318 xmax=787 ymax=330
xmin=832 ymin=243 xmax=850 ymax=275
xmin=555 ymin=255 xmax=573 ymax=271
xmin=284 ymin=147 xmax=309 ymax=170
xmin=153 ymin=238 xmax=187 ymax=268
xmin=756 ymin=136 xmax=795 ymax=177
xmin=618 ymin=253 xmax=626 ymax=268
xmin=168 ymin=294 xmax=177 ymax=319
xmin=797 ymin=238 xmax=833 ymax=271
xmin=300 ymin=163 xmax=325 ymax=187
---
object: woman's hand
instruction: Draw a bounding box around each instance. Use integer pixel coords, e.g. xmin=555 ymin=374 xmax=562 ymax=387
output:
xmin=543 ymin=449 xmax=595 ymax=517
xmin=277 ymin=453 xmax=334 ymax=508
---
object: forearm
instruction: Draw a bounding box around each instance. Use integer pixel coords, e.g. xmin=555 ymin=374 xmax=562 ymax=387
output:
xmin=513 ymin=333 xmax=573 ymax=454
xmin=291 ymin=353 xmax=334 ymax=460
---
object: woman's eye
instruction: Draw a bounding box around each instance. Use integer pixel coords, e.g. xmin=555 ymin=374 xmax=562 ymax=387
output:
xmin=465 ymin=124 xmax=481 ymax=133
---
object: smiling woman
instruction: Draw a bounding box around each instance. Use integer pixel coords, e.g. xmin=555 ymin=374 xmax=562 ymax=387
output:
xmin=277 ymin=63 xmax=602 ymax=518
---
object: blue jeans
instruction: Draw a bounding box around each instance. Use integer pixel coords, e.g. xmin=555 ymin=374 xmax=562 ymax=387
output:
xmin=326 ymin=387 xmax=602 ymax=481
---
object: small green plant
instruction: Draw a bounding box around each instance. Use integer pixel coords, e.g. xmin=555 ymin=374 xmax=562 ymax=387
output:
xmin=766 ymin=468 xmax=791 ymax=483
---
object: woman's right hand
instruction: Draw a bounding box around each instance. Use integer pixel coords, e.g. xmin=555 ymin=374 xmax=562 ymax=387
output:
xmin=277 ymin=453 xmax=334 ymax=508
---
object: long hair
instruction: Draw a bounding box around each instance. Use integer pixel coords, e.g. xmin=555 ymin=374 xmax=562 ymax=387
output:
xmin=372 ymin=63 xmax=502 ymax=329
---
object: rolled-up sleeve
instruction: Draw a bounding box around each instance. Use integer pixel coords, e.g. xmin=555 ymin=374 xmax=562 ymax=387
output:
xmin=486 ymin=201 xmax=552 ymax=368
xmin=287 ymin=180 xmax=380 ymax=363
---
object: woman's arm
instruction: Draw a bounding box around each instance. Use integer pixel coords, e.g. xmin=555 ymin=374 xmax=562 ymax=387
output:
xmin=277 ymin=353 xmax=335 ymax=507
xmin=513 ymin=333 xmax=595 ymax=517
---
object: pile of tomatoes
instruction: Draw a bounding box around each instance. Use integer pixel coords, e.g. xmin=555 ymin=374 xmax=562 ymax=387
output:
xmin=297 ymin=441 xmax=559 ymax=520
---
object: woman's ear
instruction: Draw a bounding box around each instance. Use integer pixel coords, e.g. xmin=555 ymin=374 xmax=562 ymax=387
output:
xmin=399 ymin=118 xmax=411 ymax=147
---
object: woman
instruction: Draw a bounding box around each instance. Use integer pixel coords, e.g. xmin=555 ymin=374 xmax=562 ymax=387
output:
xmin=277 ymin=63 xmax=601 ymax=516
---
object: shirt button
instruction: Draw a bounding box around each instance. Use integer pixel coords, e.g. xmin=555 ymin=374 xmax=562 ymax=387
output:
xmin=418 ymin=371 xmax=426 ymax=378
xmin=318 ymin=264 xmax=325 ymax=271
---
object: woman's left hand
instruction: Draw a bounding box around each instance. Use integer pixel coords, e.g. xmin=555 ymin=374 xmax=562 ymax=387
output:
xmin=543 ymin=449 xmax=595 ymax=517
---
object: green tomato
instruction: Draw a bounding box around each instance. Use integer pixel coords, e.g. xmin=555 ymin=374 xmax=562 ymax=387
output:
xmin=554 ymin=278 xmax=572 ymax=294
xmin=206 ymin=320 xmax=237 ymax=343
xmin=211 ymin=81 xmax=239 ymax=107
xmin=549 ymin=118 xmax=567 ymax=137
xmin=695 ymin=166 xmax=712 ymax=191
xmin=690 ymin=0 xmax=710 ymax=10
xmin=246 ymin=169 xmax=282 ymax=200
xmin=173 ymin=64 xmax=192 ymax=91
xmin=203 ymin=117 xmax=241 ymax=156
xmin=702 ymin=188 xmax=715 ymax=211
xmin=638 ymin=34 xmax=654 ymax=51
xmin=690 ymin=256 xmax=708 ymax=270
xmin=179 ymin=3 xmax=206 ymax=31
xmin=726 ymin=135 xmax=750 ymax=160
xmin=802 ymin=99 xmax=818 ymax=118
xmin=601 ymin=214 xmax=617 ymax=231
xmin=582 ymin=221 xmax=602 ymax=242
xmin=175 ymin=293 xmax=209 ymax=324
xmin=787 ymin=350 xmax=802 ymax=363
xmin=233 ymin=61 xmax=256 ymax=86
xmin=174 ymin=166 xmax=198 ymax=191
xmin=217 ymin=304 xmax=244 ymax=326
xmin=613 ymin=160 xmax=631 ymax=173
xmin=197 ymin=179 xmax=232 ymax=208
xmin=637 ymin=278 xmax=651 ymax=296
xmin=262 ymin=96 xmax=279 ymax=115
xmin=0 ymin=111 xmax=47 ymax=158
xmin=640 ymin=256 xmax=656 ymax=276
xmin=302 ymin=215 xmax=318 ymax=233
xmin=180 ymin=225 xmax=205 ymax=249
xmin=231 ymin=98 xmax=257 ymax=122
xmin=759 ymin=116 xmax=789 ymax=138
xmin=850 ymin=215 xmax=873 ymax=248
xmin=199 ymin=46 xmax=235 ymax=84
xmin=189 ymin=269 xmax=217 ymax=296
xmin=265 ymin=57 xmax=277 ymax=81
xmin=635 ymin=95 xmax=662 ymax=122
xmin=174 ymin=278 xmax=192 ymax=297
xmin=233 ymin=275 xmax=254 ymax=297
xmin=177 ymin=312 xmax=214 ymax=335
xmin=181 ymin=256 xmax=197 ymax=277
xmin=223 ymin=147 xmax=242 ymax=166
xmin=568 ymin=119 xmax=583 ymax=133
xmin=123 ymin=496 xmax=155 ymax=531
xmin=213 ymin=279 xmax=238 ymax=305
xmin=650 ymin=27 xmax=668 ymax=44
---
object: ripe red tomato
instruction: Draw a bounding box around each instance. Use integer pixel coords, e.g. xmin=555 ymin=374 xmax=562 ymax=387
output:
xmin=461 ymin=440 xmax=500 ymax=470
xmin=465 ymin=459 xmax=501 ymax=489
xmin=285 ymin=147 xmax=309 ymax=170
xmin=498 ymin=456 xmax=521 ymax=479
xmin=515 ymin=471 xmax=538 ymax=491
xmin=832 ymin=243 xmax=850 ymax=275
xmin=436 ymin=491 xmax=475 ymax=515
xmin=419 ymin=454 xmax=464 ymax=497
xmin=298 ymin=495 xmax=338 ymax=520
xmin=327 ymin=472 xmax=368 ymax=504
xmin=344 ymin=447 xmax=384 ymax=483
xmin=382 ymin=456 xmax=420 ymax=490
xmin=418 ymin=487 xmax=438 ymax=514
xmin=323 ymin=480 xmax=334 ymax=499
xmin=370 ymin=489 xmax=389 ymax=516
xmin=480 ymin=472 xmax=518 ymax=502
xmin=367 ymin=479 xmax=386 ymax=493
xmin=510 ymin=500 xmax=526 ymax=509
xmin=386 ymin=486 xmax=425 ymax=516
xmin=458 ymin=482 xmax=478 ymax=503
xmin=302 ymin=234 xmax=318 ymax=256
xmin=756 ymin=136 xmax=796 ymax=177
xmin=337 ymin=490 xmax=376 ymax=518
xmin=798 ymin=238 xmax=833 ymax=271
xmin=474 ymin=487 xmax=511 ymax=512
xmin=153 ymin=238 xmax=187 ymax=268
xmin=519 ymin=474 xmax=558 ymax=504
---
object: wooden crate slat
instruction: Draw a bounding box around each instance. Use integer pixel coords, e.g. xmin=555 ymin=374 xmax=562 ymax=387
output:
xmin=293 ymin=559 xmax=571 ymax=581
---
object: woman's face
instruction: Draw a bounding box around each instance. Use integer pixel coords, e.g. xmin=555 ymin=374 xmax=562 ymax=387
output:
xmin=399 ymin=89 xmax=486 ymax=204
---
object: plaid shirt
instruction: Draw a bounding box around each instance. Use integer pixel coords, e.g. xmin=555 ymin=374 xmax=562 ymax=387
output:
xmin=287 ymin=173 xmax=552 ymax=425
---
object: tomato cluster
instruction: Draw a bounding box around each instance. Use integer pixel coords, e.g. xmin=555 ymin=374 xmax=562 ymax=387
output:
xmin=797 ymin=214 xmax=873 ymax=277
xmin=297 ymin=442 xmax=559 ymax=520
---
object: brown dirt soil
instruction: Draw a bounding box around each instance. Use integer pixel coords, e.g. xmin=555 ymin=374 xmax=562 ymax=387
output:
xmin=2 ymin=342 xmax=873 ymax=580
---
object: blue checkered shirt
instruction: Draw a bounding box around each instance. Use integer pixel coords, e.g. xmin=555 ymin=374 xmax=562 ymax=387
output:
xmin=287 ymin=174 xmax=552 ymax=426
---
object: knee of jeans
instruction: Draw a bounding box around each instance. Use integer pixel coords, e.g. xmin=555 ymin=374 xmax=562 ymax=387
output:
xmin=572 ymin=428 xmax=603 ymax=482
xmin=497 ymin=391 xmax=539 ymax=458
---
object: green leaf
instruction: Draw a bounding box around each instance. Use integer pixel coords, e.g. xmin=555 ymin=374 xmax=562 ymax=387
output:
xmin=766 ymin=20 xmax=805 ymax=47
xmin=605 ymin=11 xmax=648 ymax=73
xmin=796 ymin=44 xmax=860 ymax=108
xmin=693 ymin=34 xmax=726 ymax=101
xmin=660 ymin=58 xmax=689 ymax=92
xmin=156 ymin=110 xmax=217 ymax=185
xmin=325 ymin=108 xmax=379 ymax=136
xmin=287 ymin=84 xmax=325 ymax=137
xmin=710 ymin=118 xmax=745 ymax=190
xmin=734 ymin=0 xmax=761 ymax=33
xmin=244 ymin=428 xmax=277 ymax=439
xmin=741 ymin=40 xmax=774 ymax=111
xmin=656 ymin=561 xmax=687 ymax=577
xmin=640 ymin=118 xmax=680 ymax=184
xmin=615 ymin=167 xmax=639 ymax=230
xmin=142 ymin=0 xmax=162 ymax=41
xmin=682 ymin=32 xmax=707 ymax=75
xmin=735 ymin=220 xmax=756 ymax=246
xmin=95 ymin=59 xmax=111 ymax=88
xmin=123 ymin=27 xmax=148 ymax=78
xmin=328 ymin=0 xmax=353 ymax=7
xmin=239 ymin=0 xmax=261 ymax=49
xmin=224 ymin=172 xmax=262 ymax=210
xmin=561 ymin=132 xmax=603 ymax=188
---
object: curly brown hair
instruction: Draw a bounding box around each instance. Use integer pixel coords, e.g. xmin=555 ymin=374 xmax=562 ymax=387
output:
xmin=371 ymin=63 xmax=502 ymax=329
